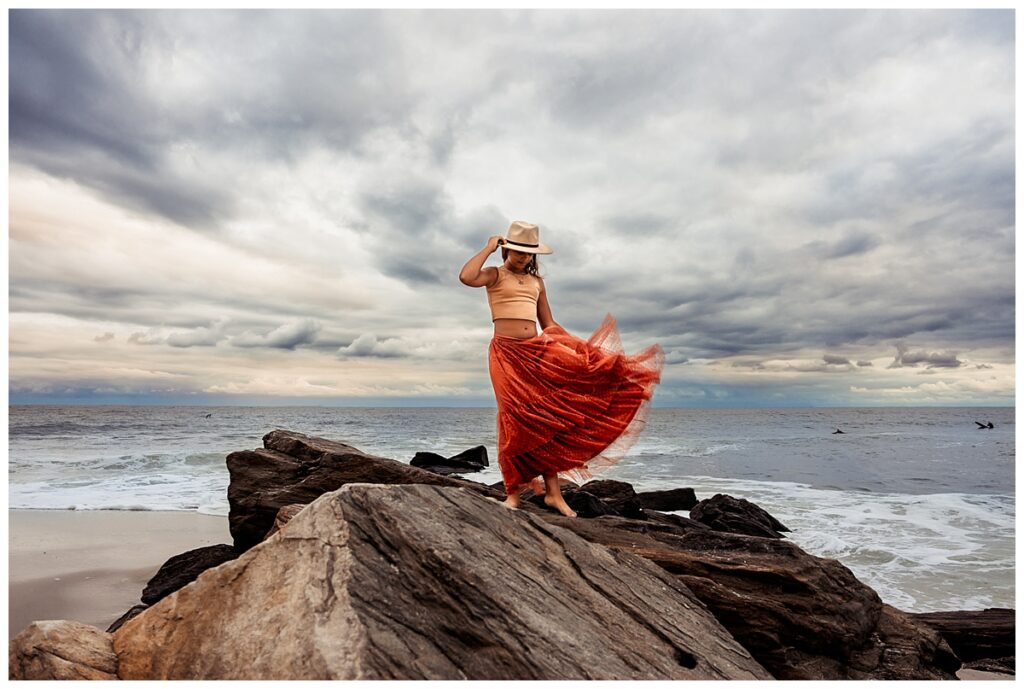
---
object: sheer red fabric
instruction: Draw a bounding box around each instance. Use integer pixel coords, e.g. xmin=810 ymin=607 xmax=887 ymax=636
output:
xmin=488 ymin=313 xmax=665 ymax=498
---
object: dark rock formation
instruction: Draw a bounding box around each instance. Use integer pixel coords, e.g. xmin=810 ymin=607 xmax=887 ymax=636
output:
xmin=264 ymin=503 xmax=306 ymax=539
xmin=690 ymin=493 xmax=790 ymax=539
xmin=534 ymin=512 xmax=956 ymax=680
xmin=141 ymin=544 xmax=239 ymax=605
xmin=227 ymin=430 xmax=501 ymax=550
xmin=564 ymin=489 xmax=621 ymax=517
xmin=410 ymin=445 xmax=488 ymax=476
xmin=911 ymin=608 xmax=1015 ymax=665
xmin=527 ymin=488 xmax=619 ymax=518
xmin=409 ymin=451 xmax=451 ymax=469
xmin=111 ymin=484 xmax=772 ymax=680
xmin=107 ymin=605 xmax=149 ymax=634
xmin=637 ymin=487 xmax=698 ymax=512
xmin=840 ymin=604 xmax=961 ymax=679
xmin=447 ymin=445 xmax=488 ymax=467
xmin=578 ymin=479 xmax=645 ymax=518
xmin=106 ymin=544 xmax=240 ymax=633
xmin=641 ymin=508 xmax=711 ymax=533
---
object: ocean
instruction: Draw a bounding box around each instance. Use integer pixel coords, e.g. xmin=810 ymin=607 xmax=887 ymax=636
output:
xmin=8 ymin=404 xmax=1015 ymax=613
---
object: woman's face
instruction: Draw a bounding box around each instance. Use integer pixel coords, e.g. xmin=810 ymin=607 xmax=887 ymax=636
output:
xmin=508 ymin=249 xmax=532 ymax=270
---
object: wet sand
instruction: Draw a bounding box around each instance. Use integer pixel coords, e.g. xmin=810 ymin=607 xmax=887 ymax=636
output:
xmin=9 ymin=509 xmax=230 ymax=639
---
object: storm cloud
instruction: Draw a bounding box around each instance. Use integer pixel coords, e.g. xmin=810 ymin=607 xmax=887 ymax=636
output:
xmin=888 ymin=342 xmax=963 ymax=369
xmin=8 ymin=9 xmax=1014 ymax=405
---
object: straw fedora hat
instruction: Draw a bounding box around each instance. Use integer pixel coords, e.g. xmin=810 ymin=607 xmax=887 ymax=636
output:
xmin=500 ymin=221 xmax=553 ymax=255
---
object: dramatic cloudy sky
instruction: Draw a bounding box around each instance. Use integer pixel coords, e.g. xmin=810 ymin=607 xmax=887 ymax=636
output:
xmin=8 ymin=9 xmax=1014 ymax=406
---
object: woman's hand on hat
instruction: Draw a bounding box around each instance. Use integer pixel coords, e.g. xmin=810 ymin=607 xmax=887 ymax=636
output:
xmin=486 ymin=235 xmax=506 ymax=253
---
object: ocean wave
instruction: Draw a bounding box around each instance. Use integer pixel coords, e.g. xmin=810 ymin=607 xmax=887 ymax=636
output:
xmin=631 ymin=442 xmax=741 ymax=457
xmin=9 ymin=421 xmax=98 ymax=437
xmin=10 ymin=450 xmax=228 ymax=476
xmin=9 ymin=473 xmax=231 ymax=517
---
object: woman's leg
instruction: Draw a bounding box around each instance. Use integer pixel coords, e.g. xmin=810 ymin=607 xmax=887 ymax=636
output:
xmin=502 ymin=483 xmax=522 ymax=509
xmin=542 ymin=472 xmax=577 ymax=518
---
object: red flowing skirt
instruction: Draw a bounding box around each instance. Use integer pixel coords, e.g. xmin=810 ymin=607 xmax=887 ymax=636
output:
xmin=488 ymin=313 xmax=665 ymax=497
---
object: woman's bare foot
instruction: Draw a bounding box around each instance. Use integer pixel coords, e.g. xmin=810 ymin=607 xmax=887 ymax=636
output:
xmin=501 ymin=492 xmax=521 ymax=509
xmin=543 ymin=494 xmax=577 ymax=518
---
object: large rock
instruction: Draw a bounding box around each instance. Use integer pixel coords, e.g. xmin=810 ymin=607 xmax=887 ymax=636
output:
xmin=142 ymin=544 xmax=239 ymax=605
xmin=637 ymin=487 xmax=698 ymax=512
xmin=639 ymin=508 xmax=711 ymax=533
xmin=227 ymin=430 xmax=501 ymax=550
xmin=410 ymin=445 xmax=489 ymax=476
xmin=533 ymin=512 xmax=956 ymax=680
xmin=839 ymin=604 xmax=960 ymax=679
xmin=578 ymin=479 xmax=645 ymax=518
xmin=446 ymin=445 xmax=488 ymax=467
xmin=690 ymin=493 xmax=790 ymax=538
xmin=9 ymin=620 xmax=118 ymax=680
xmin=561 ymin=489 xmax=620 ymax=517
xmin=910 ymin=608 xmax=1015 ymax=664
xmin=113 ymin=483 xmax=771 ymax=680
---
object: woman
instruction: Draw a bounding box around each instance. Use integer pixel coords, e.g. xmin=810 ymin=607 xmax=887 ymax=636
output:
xmin=459 ymin=221 xmax=665 ymax=518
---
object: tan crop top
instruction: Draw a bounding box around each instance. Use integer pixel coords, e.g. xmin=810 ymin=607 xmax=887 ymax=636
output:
xmin=486 ymin=265 xmax=541 ymax=321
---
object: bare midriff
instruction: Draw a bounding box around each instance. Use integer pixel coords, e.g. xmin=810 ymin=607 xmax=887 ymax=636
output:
xmin=493 ymin=318 xmax=538 ymax=339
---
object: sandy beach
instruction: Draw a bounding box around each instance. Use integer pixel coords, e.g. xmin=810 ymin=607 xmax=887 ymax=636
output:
xmin=9 ymin=509 xmax=230 ymax=639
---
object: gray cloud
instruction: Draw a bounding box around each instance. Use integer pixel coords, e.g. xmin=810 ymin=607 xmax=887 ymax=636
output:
xmin=337 ymin=333 xmax=409 ymax=358
xmin=888 ymin=342 xmax=962 ymax=369
xmin=166 ymin=324 xmax=226 ymax=348
xmin=127 ymin=331 xmax=162 ymax=345
xmin=230 ymin=319 xmax=322 ymax=349
xmin=804 ymin=231 xmax=881 ymax=260
xmin=727 ymin=355 xmax=859 ymax=374
xmin=352 ymin=173 xmax=523 ymax=287
xmin=9 ymin=11 xmax=234 ymax=229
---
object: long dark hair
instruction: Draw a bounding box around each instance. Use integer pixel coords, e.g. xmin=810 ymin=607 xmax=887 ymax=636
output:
xmin=501 ymin=247 xmax=543 ymax=278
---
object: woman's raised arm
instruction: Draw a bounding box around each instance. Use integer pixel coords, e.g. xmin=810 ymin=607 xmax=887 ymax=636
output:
xmin=459 ymin=235 xmax=504 ymax=287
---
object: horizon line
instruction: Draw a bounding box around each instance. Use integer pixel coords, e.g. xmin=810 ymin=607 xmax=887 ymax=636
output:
xmin=7 ymin=402 xmax=1015 ymax=409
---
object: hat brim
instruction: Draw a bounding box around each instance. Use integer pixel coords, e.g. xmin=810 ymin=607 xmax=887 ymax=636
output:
xmin=502 ymin=241 xmax=553 ymax=255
